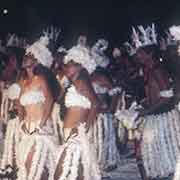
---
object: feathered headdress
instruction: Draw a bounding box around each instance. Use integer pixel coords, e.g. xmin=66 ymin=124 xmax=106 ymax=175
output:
xmin=64 ymin=45 xmax=97 ymax=74
xmin=165 ymin=31 xmax=177 ymax=46
xmin=159 ymin=30 xmax=177 ymax=50
xmin=125 ymin=23 xmax=157 ymax=56
xmin=43 ymin=26 xmax=61 ymax=43
xmin=6 ymin=33 xmax=20 ymax=47
xmin=169 ymin=25 xmax=180 ymax=41
xmin=26 ymin=36 xmax=53 ymax=68
xmin=169 ymin=25 xmax=180 ymax=55
xmin=91 ymin=39 xmax=109 ymax=68
xmin=57 ymin=46 xmax=67 ymax=54
xmin=92 ymin=39 xmax=108 ymax=52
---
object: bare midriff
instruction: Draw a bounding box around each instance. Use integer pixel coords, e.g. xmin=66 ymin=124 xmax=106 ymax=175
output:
xmin=63 ymin=107 xmax=89 ymax=129
xmin=24 ymin=103 xmax=45 ymax=130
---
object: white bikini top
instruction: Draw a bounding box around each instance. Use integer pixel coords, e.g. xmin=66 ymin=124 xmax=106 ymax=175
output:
xmin=159 ymin=89 xmax=174 ymax=98
xmin=65 ymin=85 xmax=91 ymax=109
xmin=20 ymin=89 xmax=46 ymax=106
xmin=92 ymin=82 xmax=122 ymax=96
xmin=7 ymin=83 xmax=46 ymax=106
xmin=92 ymin=83 xmax=109 ymax=94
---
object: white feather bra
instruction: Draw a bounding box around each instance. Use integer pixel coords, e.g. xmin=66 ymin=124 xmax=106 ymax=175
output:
xmin=92 ymin=83 xmax=109 ymax=94
xmin=20 ymin=89 xmax=46 ymax=106
xmin=65 ymin=85 xmax=91 ymax=109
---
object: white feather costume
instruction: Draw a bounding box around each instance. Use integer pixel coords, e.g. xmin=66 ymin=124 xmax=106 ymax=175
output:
xmin=54 ymin=85 xmax=101 ymax=180
xmin=89 ymin=82 xmax=120 ymax=172
xmin=141 ymin=109 xmax=180 ymax=179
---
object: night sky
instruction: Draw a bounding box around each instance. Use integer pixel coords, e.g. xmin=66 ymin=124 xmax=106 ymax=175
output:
xmin=0 ymin=0 xmax=180 ymax=47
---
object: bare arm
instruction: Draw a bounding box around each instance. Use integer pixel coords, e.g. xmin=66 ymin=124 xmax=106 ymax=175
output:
xmin=36 ymin=76 xmax=54 ymax=127
xmin=139 ymin=97 xmax=171 ymax=116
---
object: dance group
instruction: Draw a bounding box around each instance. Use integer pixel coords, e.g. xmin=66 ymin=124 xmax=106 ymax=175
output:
xmin=0 ymin=24 xmax=180 ymax=180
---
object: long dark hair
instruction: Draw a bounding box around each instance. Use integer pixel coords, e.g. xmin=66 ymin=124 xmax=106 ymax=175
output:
xmin=33 ymin=64 xmax=61 ymax=101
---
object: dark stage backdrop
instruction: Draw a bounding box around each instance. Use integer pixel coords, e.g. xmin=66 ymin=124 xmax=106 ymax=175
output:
xmin=0 ymin=0 xmax=180 ymax=48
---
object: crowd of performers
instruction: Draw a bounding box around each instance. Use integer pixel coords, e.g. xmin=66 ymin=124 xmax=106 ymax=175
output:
xmin=1 ymin=24 xmax=180 ymax=180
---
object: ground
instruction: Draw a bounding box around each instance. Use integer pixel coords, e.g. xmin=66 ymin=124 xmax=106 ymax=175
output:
xmin=105 ymin=144 xmax=141 ymax=180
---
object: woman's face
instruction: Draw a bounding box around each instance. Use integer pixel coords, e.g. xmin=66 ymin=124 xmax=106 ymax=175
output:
xmin=62 ymin=61 xmax=80 ymax=80
xmin=22 ymin=54 xmax=36 ymax=70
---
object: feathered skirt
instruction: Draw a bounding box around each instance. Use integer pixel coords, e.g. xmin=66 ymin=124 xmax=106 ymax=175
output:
xmin=140 ymin=109 xmax=180 ymax=179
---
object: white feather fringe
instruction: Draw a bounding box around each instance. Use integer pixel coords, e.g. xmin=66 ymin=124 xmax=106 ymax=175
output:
xmin=141 ymin=109 xmax=180 ymax=178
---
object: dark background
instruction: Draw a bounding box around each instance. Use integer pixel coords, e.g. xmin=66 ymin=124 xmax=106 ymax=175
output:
xmin=0 ymin=0 xmax=180 ymax=47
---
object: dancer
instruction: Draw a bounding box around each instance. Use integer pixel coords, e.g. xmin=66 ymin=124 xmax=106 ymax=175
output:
xmin=1 ymin=35 xmax=61 ymax=180
xmin=132 ymin=25 xmax=179 ymax=180
xmin=91 ymin=68 xmax=121 ymax=172
xmin=54 ymin=44 xmax=101 ymax=180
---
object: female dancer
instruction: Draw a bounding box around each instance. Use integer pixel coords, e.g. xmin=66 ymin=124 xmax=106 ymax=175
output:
xmin=1 ymin=36 xmax=61 ymax=180
xmin=54 ymin=44 xmax=101 ymax=180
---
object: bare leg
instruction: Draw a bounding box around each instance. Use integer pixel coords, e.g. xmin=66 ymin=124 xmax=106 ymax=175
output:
xmin=135 ymin=140 xmax=149 ymax=180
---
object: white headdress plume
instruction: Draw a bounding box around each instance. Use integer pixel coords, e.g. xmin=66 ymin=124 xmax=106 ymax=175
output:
xmin=169 ymin=25 xmax=180 ymax=41
xmin=133 ymin=23 xmax=157 ymax=48
xmin=64 ymin=45 xmax=97 ymax=74
xmin=6 ymin=33 xmax=20 ymax=47
xmin=26 ymin=35 xmax=53 ymax=68
xmin=138 ymin=25 xmax=150 ymax=46
xmin=91 ymin=39 xmax=109 ymax=68
xmin=169 ymin=25 xmax=180 ymax=55
xmin=132 ymin=27 xmax=142 ymax=48
xmin=123 ymin=42 xmax=136 ymax=56
xmin=43 ymin=26 xmax=61 ymax=42
xmin=57 ymin=46 xmax=67 ymax=53
xmin=126 ymin=23 xmax=158 ymax=56
xmin=151 ymin=23 xmax=158 ymax=44
xmin=94 ymin=39 xmax=109 ymax=52
xmin=165 ymin=31 xmax=177 ymax=46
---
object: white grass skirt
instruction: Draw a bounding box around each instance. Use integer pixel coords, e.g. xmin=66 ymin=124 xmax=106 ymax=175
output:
xmin=141 ymin=109 xmax=180 ymax=179
xmin=88 ymin=113 xmax=119 ymax=171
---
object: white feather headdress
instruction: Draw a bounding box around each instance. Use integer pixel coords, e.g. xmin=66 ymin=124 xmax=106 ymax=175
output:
xmin=165 ymin=31 xmax=177 ymax=46
xmin=57 ymin=46 xmax=67 ymax=53
xmin=91 ymin=39 xmax=109 ymax=68
xmin=93 ymin=39 xmax=108 ymax=52
xmin=123 ymin=42 xmax=137 ymax=56
xmin=26 ymin=36 xmax=53 ymax=68
xmin=64 ymin=45 xmax=97 ymax=74
xmin=6 ymin=33 xmax=20 ymax=47
xmin=125 ymin=23 xmax=157 ymax=56
xmin=43 ymin=26 xmax=61 ymax=42
xmin=135 ymin=23 xmax=157 ymax=47
xmin=169 ymin=25 xmax=180 ymax=41
xmin=169 ymin=25 xmax=180 ymax=55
